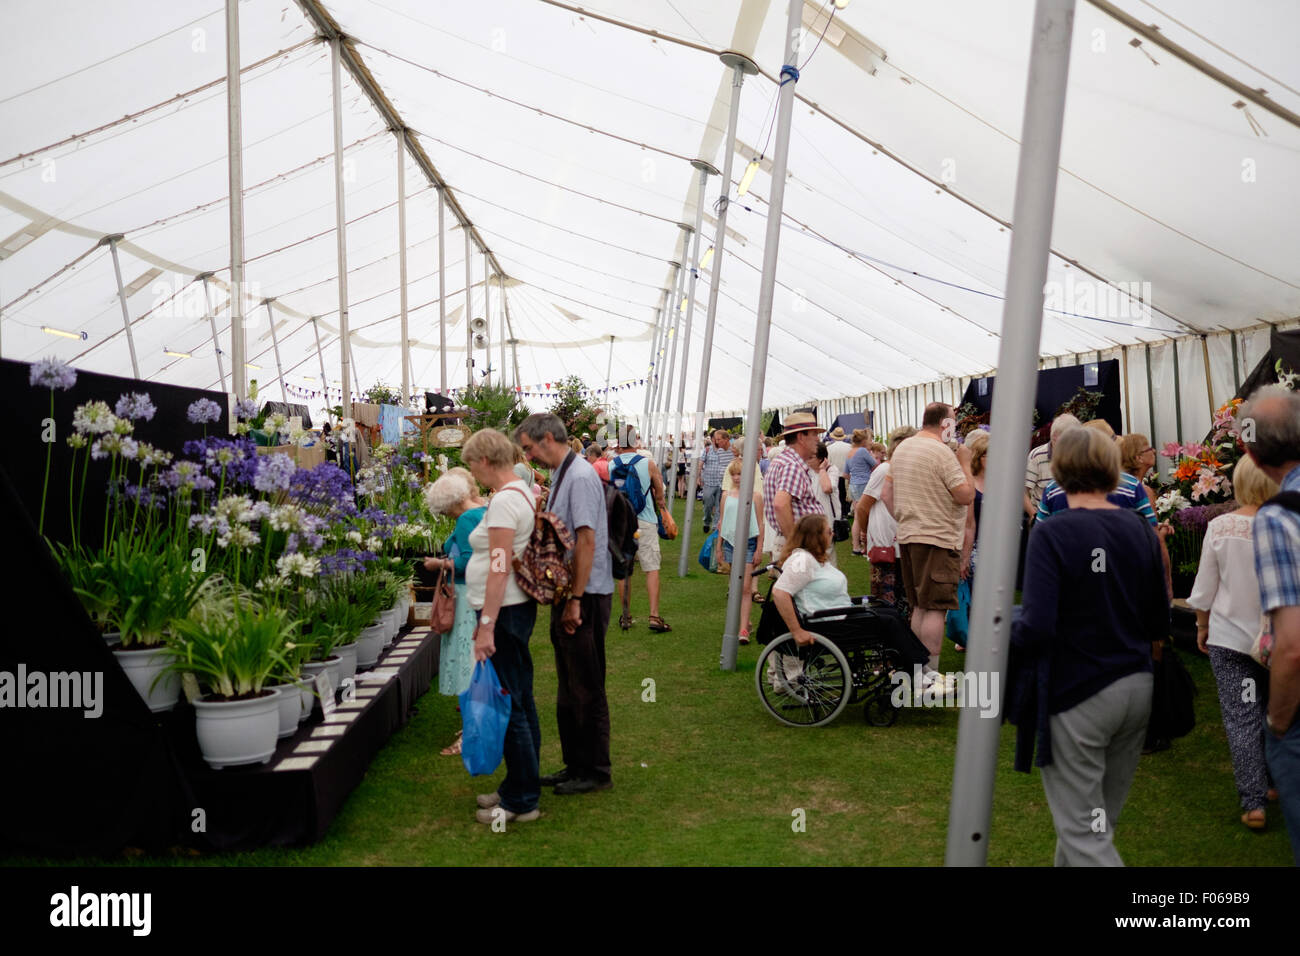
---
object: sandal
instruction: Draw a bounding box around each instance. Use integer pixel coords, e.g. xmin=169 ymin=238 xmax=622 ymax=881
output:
xmin=739 ymin=628 xmax=750 ymax=646
xmin=619 ymin=613 xmax=634 ymax=631
xmin=648 ymin=615 xmax=672 ymax=633
xmin=440 ymin=730 xmax=463 ymax=756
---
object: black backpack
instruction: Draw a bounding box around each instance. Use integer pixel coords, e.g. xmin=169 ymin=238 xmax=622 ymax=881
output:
xmin=605 ymin=483 xmax=639 ymax=580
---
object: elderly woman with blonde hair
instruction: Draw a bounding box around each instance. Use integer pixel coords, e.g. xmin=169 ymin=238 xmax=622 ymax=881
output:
xmin=1188 ymin=456 xmax=1281 ymax=830
xmin=423 ymin=470 xmax=487 ymax=754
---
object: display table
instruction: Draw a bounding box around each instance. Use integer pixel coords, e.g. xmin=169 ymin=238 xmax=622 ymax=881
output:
xmin=167 ymin=626 xmax=440 ymax=851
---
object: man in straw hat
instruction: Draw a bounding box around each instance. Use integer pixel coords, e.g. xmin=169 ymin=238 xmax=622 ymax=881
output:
xmin=763 ymin=413 xmax=827 ymax=559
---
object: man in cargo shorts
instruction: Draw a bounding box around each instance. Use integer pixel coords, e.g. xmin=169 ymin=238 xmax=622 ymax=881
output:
xmin=613 ymin=426 xmax=671 ymax=633
xmin=887 ymin=402 xmax=975 ymax=685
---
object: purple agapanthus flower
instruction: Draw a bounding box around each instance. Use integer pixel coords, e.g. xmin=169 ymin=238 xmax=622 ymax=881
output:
xmin=115 ymin=392 xmax=157 ymax=422
xmin=183 ymin=436 xmax=260 ymax=487
xmin=289 ymin=463 xmax=358 ymax=520
xmin=29 ymin=357 xmax=77 ymax=390
xmin=187 ymin=398 xmax=222 ymax=424
xmin=319 ymin=548 xmax=379 ymax=575
xmin=234 ymin=398 xmax=259 ymax=421
xmin=254 ymin=453 xmax=296 ymax=493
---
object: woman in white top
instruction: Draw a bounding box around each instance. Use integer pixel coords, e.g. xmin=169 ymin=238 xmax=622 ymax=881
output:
xmin=854 ymin=426 xmax=916 ymax=623
xmin=1188 ymin=456 xmax=1280 ymax=831
xmin=719 ymin=458 xmax=765 ymax=644
xmin=462 ymin=428 xmax=543 ymax=824
xmin=772 ymin=514 xmax=852 ymax=646
xmin=811 ymin=442 xmax=841 ymax=567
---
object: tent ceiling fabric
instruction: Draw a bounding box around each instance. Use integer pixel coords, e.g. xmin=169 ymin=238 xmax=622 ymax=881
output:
xmin=1 ymin=0 xmax=1296 ymax=416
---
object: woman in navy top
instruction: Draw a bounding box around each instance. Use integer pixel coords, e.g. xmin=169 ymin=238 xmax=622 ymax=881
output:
xmin=1009 ymin=427 xmax=1169 ymax=866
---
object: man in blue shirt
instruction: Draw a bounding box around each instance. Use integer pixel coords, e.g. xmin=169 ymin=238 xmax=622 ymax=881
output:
xmin=696 ymin=430 xmax=734 ymax=534
xmin=516 ymin=414 xmax=614 ymax=796
xmin=1243 ymin=385 xmax=1300 ymax=860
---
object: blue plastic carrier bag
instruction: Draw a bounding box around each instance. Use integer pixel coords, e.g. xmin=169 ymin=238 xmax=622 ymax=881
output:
xmin=459 ymin=659 xmax=512 ymax=776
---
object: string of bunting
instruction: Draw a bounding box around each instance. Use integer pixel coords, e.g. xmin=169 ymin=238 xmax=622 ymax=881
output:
xmin=282 ymin=378 xmax=649 ymax=403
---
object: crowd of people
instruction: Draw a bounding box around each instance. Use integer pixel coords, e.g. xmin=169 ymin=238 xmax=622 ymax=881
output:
xmin=413 ymin=388 xmax=1300 ymax=868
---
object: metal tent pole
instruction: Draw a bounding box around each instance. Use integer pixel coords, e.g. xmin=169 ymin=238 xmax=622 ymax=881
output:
xmin=945 ymin=0 xmax=1077 ymax=867
xmin=225 ymin=0 xmax=246 ymax=400
xmin=484 ymin=249 xmax=491 ymax=387
xmin=649 ymin=278 xmax=677 ymax=455
xmin=263 ymin=299 xmax=285 ymax=402
xmin=499 ymin=273 xmax=507 ymax=389
xmin=105 ymin=236 xmax=140 ymax=379
xmin=465 ymin=228 xmax=474 ymax=391
xmin=397 ymin=130 xmax=410 ymax=410
xmin=438 ymin=187 xmax=447 ymax=396
xmin=501 ymin=280 xmax=520 ymax=389
xmin=604 ymin=334 xmax=615 ymax=409
xmin=1200 ymin=335 xmax=1215 ymax=417
xmin=199 ymin=273 xmax=227 ymax=392
xmin=641 ymin=292 xmax=668 ymax=432
xmin=676 ymin=55 xmax=753 ymax=576
xmin=330 ymin=36 xmax=351 ymax=419
xmin=1172 ymin=339 xmax=1184 ymax=443
xmin=721 ymin=0 xmax=803 ymax=669
xmin=658 ymin=249 xmax=689 ymax=467
xmin=667 ymin=164 xmax=715 ymax=512
xmin=311 ymin=317 xmax=328 ymax=389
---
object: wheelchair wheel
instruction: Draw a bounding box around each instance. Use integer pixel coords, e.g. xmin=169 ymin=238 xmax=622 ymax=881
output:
xmin=863 ymin=690 xmax=900 ymax=727
xmin=754 ymin=633 xmax=852 ymax=728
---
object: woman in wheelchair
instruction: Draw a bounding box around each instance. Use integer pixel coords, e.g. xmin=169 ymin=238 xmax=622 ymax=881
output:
xmin=770 ymin=514 xmax=851 ymax=644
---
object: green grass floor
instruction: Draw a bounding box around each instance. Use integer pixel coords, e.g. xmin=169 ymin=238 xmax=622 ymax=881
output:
xmin=16 ymin=498 xmax=1295 ymax=866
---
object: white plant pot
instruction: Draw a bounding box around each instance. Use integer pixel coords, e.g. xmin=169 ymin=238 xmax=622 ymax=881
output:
xmin=356 ymin=623 xmax=386 ymax=669
xmin=271 ymin=684 xmax=300 ymax=739
xmin=103 ymin=630 xmax=121 ymax=647
xmin=113 ymin=646 xmax=180 ymax=713
xmin=192 ymin=692 xmax=280 ymax=769
xmin=335 ymin=642 xmax=358 ymax=683
xmin=385 ymin=605 xmax=402 ymax=642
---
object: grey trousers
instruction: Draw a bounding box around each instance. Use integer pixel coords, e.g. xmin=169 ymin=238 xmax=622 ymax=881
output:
xmin=1039 ymin=670 xmax=1153 ymax=867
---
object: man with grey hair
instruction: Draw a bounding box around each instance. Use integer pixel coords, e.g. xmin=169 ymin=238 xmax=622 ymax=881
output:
xmin=515 ymin=413 xmax=614 ymax=796
xmin=1024 ymin=413 xmax=1082 ymax=521
xmin=696 ymin=429 xmax=733 ymax=535
xmin=1241 ymin=384 xmax=1300 ymax=859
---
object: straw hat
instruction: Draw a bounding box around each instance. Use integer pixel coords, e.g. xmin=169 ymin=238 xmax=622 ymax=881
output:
xmin=828 ymin=426 xmax=846 ymax=440
xmin=782 ymin=412 xmax=820 ymax=438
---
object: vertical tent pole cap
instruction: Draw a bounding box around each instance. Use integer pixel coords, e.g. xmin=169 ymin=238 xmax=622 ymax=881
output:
xmin=691 ymin=159 xmax=720 ymax=177
xmin=718 ymin=51 xmax=760 ymax=76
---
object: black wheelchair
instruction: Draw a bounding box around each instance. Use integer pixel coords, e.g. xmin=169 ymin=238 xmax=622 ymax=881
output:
xmin=754 ymin=572 xmax=930 ymax=729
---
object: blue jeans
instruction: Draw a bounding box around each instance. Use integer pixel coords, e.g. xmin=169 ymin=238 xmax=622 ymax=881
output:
xmin=481 ymin=601 xmax=540 ymax=813
xmin=1266 ymin=717 xmax=1300 ymax=863
xmin=702 ymin=484 xmax=722 ymax=531
xmin=722 ymin=536 xmax=757 ymax=564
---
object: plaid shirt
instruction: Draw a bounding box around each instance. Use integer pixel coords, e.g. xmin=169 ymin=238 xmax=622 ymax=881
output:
xmin=700 ymin=444 xmax=734 ymax=488
xmin=1254 ymin=465 xmax=1300 ymax=613
xmin=764 ymin=446 xmax=824 ymax=531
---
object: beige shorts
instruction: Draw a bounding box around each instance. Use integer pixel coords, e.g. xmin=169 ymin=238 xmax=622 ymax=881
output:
xmin=636 ymin=519 xmax=661 ymax=572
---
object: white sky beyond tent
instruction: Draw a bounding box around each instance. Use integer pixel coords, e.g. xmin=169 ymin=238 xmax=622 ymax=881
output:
xmin=2 ymin=0 xmax=1298 ymax=442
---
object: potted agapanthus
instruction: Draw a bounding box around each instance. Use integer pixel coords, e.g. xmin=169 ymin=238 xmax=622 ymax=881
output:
xmin=167 ymin=595 xmax=294 ymax=769
xmin=345 ymin=569 xmax=393 ymax=669
xmin=102 ymin=543 xmax=203 ymax=712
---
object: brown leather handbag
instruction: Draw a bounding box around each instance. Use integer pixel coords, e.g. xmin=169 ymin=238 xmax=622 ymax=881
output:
xmin=430 ymin=567 xmax=456 ymax=633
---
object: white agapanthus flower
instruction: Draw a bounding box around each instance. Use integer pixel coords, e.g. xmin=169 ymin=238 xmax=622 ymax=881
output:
xmin=276 ymin=553 xmax=321 ymax=578
xmin=365 ymin=536 xmax=382 ymax=552
xmin=217 ymin=524 xmax=261 ymax=549
xmin=346 ymin=530 xmax=363 ymax=544
xmin=269 ymin=504 xmax=306 ymax=532
xmin=72 ymin=401 xmax=119 ymax=435
xmin=215 ymin=494 xmax=256 ymax=525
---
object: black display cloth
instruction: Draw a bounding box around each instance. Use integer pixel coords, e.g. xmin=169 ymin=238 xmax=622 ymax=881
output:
xmin=960 ymin=359 xmax=1122 ymax=437
xmin=823 ymin=411 xmax=872 ymax=437
xmin=1236 ymin=327 xmax=1300 ymax=400
xmin=257 ymin=400 xmax=313 ymax=429
xmin=707 ymin=416 xmax=742 ymax=433
xmin=5 ymin=357 xmax=229 ymax=550
xmin=165 ymin=628 xmax=440 ymax=851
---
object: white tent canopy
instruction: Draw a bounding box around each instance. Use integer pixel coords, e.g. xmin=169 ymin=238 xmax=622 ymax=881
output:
xmin=2 ymin=0 xmax=1297 ymax=442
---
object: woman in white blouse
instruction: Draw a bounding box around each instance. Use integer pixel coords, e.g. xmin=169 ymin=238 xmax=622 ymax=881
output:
xmin=1188 ymin=456 xmax=1280 ymax=830
xmin=771 ymin=514 xmax=852 ymax=646
xmin=462 ymin=428 xmax=543 ymax=826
